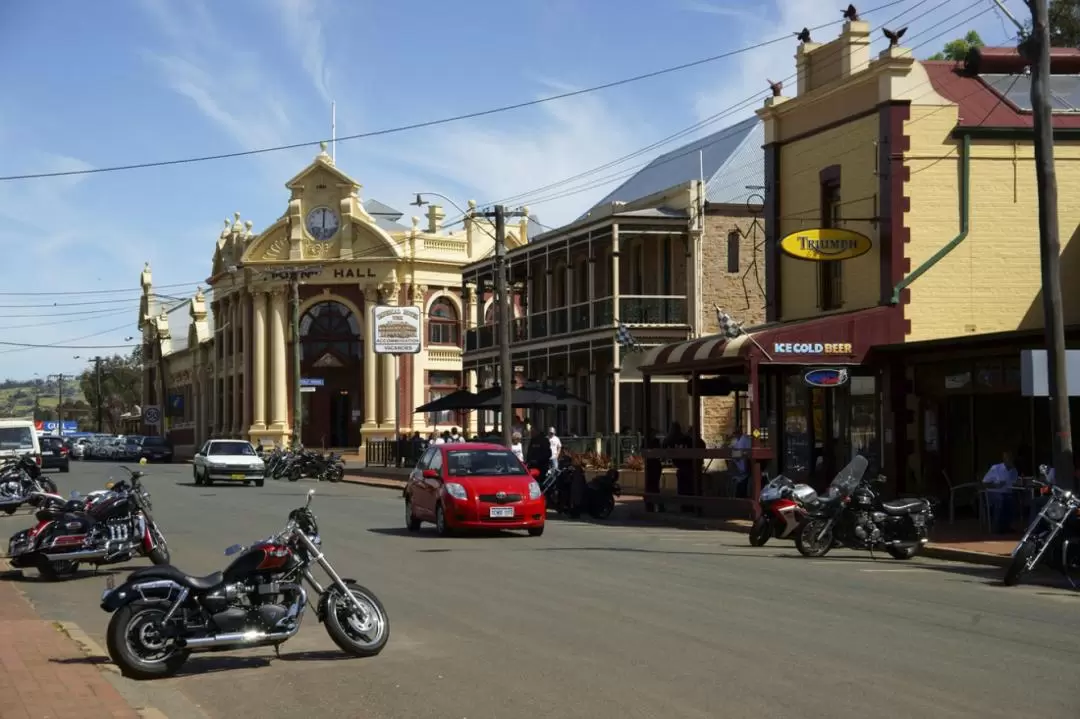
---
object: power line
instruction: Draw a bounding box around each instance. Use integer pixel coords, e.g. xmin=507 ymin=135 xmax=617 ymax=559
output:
xmin=0 ymin=292 xmax=186 ymax=309
xmin=0 ymin=4 xmax=911 ymax=184
xmin=0 ymin=307 xmax=131 ymax=330
xmin=0 ymin=280 xmax=204 ymax=297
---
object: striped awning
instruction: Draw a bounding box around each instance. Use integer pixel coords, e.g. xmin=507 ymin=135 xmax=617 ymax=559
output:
xmin=639 ymin=333 xmax=752 ymax=374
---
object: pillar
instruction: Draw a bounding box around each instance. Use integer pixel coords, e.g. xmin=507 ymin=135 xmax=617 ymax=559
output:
xmin=466 ymin=368 xmax=478 ymax=436
xmin=379 ymin=284 xmax=398 ymax=427
xmin=231 ymin=295 xmax=242 ymax=436
xmin=251 ymin=290 xmax=268 ymax=429
xmin=270 ymin=288 xmax=288 ymax=432
xmin=411 ymin=283 xmax=427 ymax=431
xmin=211 ymin=302 xmax=221 ymax=436
xmin=465 ymin=282 xmax=478 ymax=329
xmin=362 ymin=284 xmax=378 ymax=428
xmin=222 ymin=298 xmax=233 ymax=436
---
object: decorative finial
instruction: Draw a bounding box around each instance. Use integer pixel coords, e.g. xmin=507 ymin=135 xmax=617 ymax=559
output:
xmin=468 ymin=199 xmax=477 ymax=209
xmin=245 ymin=220 xmax=253 ymax=230
xmin=234 ymin=211 xmax=241 ymax=220
xmin=768 ymin=78 xmax=783 ymax=97
xmin=320 ymin=141 xmax=328 ymax=153
xmin=143 ymin=261 xmax=151 ymax=271
xmin=194 ymin=285 xmax=204 ymax=300
xmin=223 ymin=219 xmax=230 ymax=227
xmin=796 ymin=27 xmax=811 ymax=43
xmin=883 ymin=26 xmax=907 ymax=47
xmin=412 ymin=216 xmax=420 ymax=228
xmin=522 ymin=205 xmax=530 ymax=217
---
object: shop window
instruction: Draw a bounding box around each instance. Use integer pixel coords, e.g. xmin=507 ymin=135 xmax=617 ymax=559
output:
xmin=849 ymin=375 xmax=880 ymax=476
xmin=299 ymin=301 xmax=360 ymax=362
xmin=975 ymin=360 xmax=1003 ymax=390
xmin=727 ymin=230 xmax=740 ymax=273
xmin=782 ymin=373 xmax=811 ymax=479
xmin=428 ymin=371 xmax=462 ymax=426
xmin=428 ymin=298 xmax=460 ymax=346
xmin=818 ymin=169 xmax=843 ymax=310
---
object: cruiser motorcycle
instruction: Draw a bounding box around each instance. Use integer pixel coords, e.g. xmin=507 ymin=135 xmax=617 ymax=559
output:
xmin=794 ymin=455 xmax=935 ymax=560
xmin=100 ymin=488 xmax=390 ymax=680
xmin=1004 ymin=466 xmax=1080 ymax=587
xmin=8 ymin=462 xmax=169 ymax=580
xmin=0 ymin=454 xmax=58 ymax=514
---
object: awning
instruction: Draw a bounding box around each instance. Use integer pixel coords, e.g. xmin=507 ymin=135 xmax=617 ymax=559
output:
xmin=640 ymin=306 xmax=902 ymax=376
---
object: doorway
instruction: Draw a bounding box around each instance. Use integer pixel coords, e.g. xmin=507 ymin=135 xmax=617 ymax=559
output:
xmin=330 ymin=391 xmax=351 ymax=447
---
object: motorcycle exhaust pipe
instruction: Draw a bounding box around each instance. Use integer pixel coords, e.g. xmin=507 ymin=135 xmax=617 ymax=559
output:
xmin=181 ymin=625 xmax=300 ymax=649
xmin=41 ymin=548 xmax=109 ymax=562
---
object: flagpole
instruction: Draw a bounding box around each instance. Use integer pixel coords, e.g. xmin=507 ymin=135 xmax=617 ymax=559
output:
xmin=331 ymin=101 xmax=337 ymax=162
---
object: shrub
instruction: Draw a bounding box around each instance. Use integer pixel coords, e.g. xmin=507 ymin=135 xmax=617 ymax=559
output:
xmin=622 ymin=454 xmax=644 ymax=471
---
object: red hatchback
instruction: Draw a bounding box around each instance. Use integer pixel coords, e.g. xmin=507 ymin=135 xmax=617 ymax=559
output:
xmin=404 ymin=443 xmax=546 ymax=536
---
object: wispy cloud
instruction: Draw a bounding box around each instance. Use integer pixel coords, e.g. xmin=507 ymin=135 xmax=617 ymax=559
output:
xmin=271 ymin=0 xmax=334 ymax=104
xmin=680 ymin=0 xmax=758 ymax=22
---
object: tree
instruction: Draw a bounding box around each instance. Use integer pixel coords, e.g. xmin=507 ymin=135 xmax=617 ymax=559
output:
xmin=929 ymin=30 xmax=985 ymax=61
xmin=79 ymin=349 xmax=143 ymax=432
xmin=1049 ymin=0 xmax=1080 ymax=47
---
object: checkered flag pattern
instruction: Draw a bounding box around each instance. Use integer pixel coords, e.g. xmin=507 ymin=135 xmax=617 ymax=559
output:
xmin=615 ymin=322 xmax=642 ymax=351
xmin=714 ymin=305 xmax=744 ymax=339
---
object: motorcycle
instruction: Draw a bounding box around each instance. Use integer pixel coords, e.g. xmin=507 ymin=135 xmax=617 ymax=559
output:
xmin=583 ymin=468 xmax=621 ymax=519
xmin=99 ymin=488 xmax=390 ymax=680
xmin=0 ymin=454 xmax=58 ymax=514
xmin=1004 ymin=465 xmax=1080 ymax=587
xmin=794 ymin=455 xmax=935 ymax=560
xmin=748 ymin=475 xmax=817 ymax=547
xmin=7 ymin=462 xmax=170 ymax=580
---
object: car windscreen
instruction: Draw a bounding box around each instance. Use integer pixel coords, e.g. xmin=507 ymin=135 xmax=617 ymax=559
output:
xmin=141 ymin=437 xmax=168 ymax=447
xmin=0 ymin=427 xmax=34 ymax=451
xmin=125 ymin=436 xmax=144 ymax=445
xmin=445 ymin=449 xmax=528 ymax=477
xmin=208 ymin=442 xmax=256 ymax=456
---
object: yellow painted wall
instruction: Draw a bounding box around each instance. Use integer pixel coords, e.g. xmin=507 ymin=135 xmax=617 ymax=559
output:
xmin=777 ymin=113 xmax=881 ymax=321
xmin=904 ymin=105 xmax=1080 ymax=341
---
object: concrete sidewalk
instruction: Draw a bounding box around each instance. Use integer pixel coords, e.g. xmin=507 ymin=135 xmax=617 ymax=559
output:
xmin=0 ymin=564 xmax=164 ymax=718
xmin=340 ymin=473 xmax=1013 ymax=567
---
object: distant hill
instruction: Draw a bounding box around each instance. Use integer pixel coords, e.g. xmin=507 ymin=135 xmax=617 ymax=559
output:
xmin=0 ymin=378 xmax=88 ymax=421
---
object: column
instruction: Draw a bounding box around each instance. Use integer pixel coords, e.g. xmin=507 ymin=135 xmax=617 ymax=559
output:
xmin=466 ymin=368 xmax=478 ymax=436
xmin=362 ymin=284 xmax=378 ymax=427
xmin=611 ymin=224 xmax=621 ymax=435
xmin=222 ymin=298 xmax=233 ymax=435
xmin=241 ymin=292 xmax=252 ymax=436
xmin=231 ymin=296 xmax=242 ymax=436
xmin=410 ymin=284 xmax=426 ymax=431
xmin=270 ymin=288 xmax=288 ymax=430
xmin=251 ymin=291 xmax=268 ymax=429
xmin=379 ymin=284 xmax=398 ymax=427
xmin=465 ymin=282 xmax=478 ymax=328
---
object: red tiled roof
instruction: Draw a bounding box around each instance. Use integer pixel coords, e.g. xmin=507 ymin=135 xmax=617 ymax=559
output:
xmin=921 ymin=60 xmax=1080 ymax=129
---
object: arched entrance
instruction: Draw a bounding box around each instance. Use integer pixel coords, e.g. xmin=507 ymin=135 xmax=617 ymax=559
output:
xmin=299 ymin=300 xmax=362 ymax=447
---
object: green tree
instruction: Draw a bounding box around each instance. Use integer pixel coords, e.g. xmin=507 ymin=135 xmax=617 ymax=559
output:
xmin=928 ymin=30 xmax=985 ymax=61
xmin=1049 ymin=0 xmax=1080 ymax=47
xmin=79 ymin=348 xmax=143 ymax=432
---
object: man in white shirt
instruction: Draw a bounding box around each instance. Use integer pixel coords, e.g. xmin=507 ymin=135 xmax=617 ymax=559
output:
xmin=982 ymin=451 xmax=1018 ymax=534
xmin=547 ymin=427 xmax=562 ymax=471
xmin=730 ymin=426 xmax=752 ymax=498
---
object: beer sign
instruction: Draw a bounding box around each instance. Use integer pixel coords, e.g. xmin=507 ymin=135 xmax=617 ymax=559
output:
xmin=780 ymin=228 xmax=872 ymax=261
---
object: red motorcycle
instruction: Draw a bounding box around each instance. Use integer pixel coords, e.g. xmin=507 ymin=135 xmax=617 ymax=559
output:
xmin=749 ymin=476 xmax=818 ymax=547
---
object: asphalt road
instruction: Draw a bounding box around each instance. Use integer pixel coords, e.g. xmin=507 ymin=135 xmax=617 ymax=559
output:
xmin=2 ymin=461 xmax=1078 ymax=719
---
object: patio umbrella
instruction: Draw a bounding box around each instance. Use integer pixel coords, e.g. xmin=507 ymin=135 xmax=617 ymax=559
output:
xmin=474 ymin=383 xmax=587 ymax=409
xmin=413 ymin=389 xmax=481 ymax=414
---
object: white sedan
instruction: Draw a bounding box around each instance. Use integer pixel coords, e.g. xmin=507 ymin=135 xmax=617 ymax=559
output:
xmin=192 ymin=440 xmax=265 ymax=487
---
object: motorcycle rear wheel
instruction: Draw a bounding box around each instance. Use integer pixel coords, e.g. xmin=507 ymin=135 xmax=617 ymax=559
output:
xmin=749 ymin=516 xmax=772 ymax=547
xmin=886 ymin=543 xmax=920 ymax=560
xmin=107 ymin=603 xmax=190 ymax=680
xmin=324 ymin=585 xmax=390 ymax=658
xmin=795 ymin=520 xmax=834 ymax=558
xmin=288 ymin=468 xmax=301 ymax=482
xmin=1004 ymin=539 xmax=1037 ymax=586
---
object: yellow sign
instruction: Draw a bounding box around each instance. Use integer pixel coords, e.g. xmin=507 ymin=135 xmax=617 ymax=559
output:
xmin=780 ymin=228 xmax=872 ymax=261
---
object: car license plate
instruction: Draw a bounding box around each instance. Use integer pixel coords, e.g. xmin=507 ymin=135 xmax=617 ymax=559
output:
xmin=42 ymin=451 xmax=53 ymax=456
xmin=231 ymin=473 xmax=245 ymax=480
xmin=489 ymin=506 xmax=514 ymax=518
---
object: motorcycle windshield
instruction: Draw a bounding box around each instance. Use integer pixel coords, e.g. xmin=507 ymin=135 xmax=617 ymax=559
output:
xmin=827 ymin=455 xmax=870 ymax=497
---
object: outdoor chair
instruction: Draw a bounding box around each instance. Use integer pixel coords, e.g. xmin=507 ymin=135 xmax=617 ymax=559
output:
xmin=943 ymin=470 xmax=982 ymax=524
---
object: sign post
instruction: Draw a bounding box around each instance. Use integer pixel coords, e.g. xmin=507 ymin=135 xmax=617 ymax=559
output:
xmin=372 ymin=305 xmax=423 ymax=463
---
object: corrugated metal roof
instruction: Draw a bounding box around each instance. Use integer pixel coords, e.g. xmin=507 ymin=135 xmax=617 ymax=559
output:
xmin=582 ymin=116 xmax=763 ymax=219
xmin=372 ymin=216 xmax=409 ymax=232
xmin=363 ymin=198 xmax=404 ymax=221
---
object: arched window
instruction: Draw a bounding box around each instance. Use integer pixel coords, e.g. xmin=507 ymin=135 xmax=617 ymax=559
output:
xmin=428 ymin=298 xmax=460 ymax=346
xmin=299 ymin=301 xmax=360 ymax=363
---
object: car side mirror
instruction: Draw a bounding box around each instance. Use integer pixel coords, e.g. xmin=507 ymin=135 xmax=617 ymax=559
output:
xmin=422 ymin=469 xmax=439 ymax=480
xmin=529 ymin=468 xmax=540 ymax=479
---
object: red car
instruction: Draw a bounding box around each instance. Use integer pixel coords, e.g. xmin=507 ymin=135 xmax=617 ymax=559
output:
xmin=404 ymin=443 xmax=546 ymax=536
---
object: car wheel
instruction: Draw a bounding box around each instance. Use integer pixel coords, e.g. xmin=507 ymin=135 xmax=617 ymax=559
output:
xmin=60 ymin=463 xmax=69 ymax=473
xmin=528 ymin=525 xmax=545 ymax=537
xmin=193 ymin=467 xmax=203 ymax=486
xmin=435 ymin=504 xmax=453 ymax=537
xmin=405 ymin=498 xmax=422 ymax=532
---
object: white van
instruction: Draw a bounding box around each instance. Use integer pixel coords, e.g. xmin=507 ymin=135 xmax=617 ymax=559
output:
xmin=0 ymin=419 xmax=41 ymax=465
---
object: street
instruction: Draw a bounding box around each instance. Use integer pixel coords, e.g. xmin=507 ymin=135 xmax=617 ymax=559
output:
xmin=3 ymin=461 xmax=1078 ymax=719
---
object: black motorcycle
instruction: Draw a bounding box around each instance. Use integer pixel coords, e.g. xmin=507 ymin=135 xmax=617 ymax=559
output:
xmin=8 ymin=463 xmax=170 ymax=580
xmin=1004 ymin=466 xmax=1080 ymax=587
xmin=100 ymin=489 xmax=389 ymax=680
xmin=0 ymin=454 xmax=58 ymax=514
xmin=583 ymin=468 xmax=621 ymax=519
xmin=794 ymin=455 xmax=935 ymax=560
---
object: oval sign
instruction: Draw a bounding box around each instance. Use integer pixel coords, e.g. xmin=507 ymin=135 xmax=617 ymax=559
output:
xmin=780 ymin=228 xmax=873 ymax=261
xmin=804 ymin=368 xmax=849 ymax=388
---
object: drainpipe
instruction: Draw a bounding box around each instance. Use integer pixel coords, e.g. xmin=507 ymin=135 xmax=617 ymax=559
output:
xmin=890 ymin=132 xmax=970 ymax=304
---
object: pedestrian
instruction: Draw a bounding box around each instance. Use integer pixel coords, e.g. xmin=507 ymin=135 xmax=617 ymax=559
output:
xmin=510 ymin=431 xmax=524 ymax=464
xmin=547 ymin=426 xmax=562 ymax=473
xmin=982 ymin=451 xmax=1018 ymax=534
xmin=728 ymin=425 xmax=752 ymax=498
xmin=448 ymin=426 xmax=462 ymax=443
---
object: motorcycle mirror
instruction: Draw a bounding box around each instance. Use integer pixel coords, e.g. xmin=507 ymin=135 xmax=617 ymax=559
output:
xmin=69 ymin=490 xmax=81 ymax=499
xmin=224 ymin=544 xmax=244 ymax=556
xmin=104 ymin=482 xmax=114 ymax=490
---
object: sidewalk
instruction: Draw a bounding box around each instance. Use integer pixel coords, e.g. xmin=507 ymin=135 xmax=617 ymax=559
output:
xmin=339 ymin=472 xmax=1014 ymax=567
xmin=0 ymin=568 xmax=151 ymax=719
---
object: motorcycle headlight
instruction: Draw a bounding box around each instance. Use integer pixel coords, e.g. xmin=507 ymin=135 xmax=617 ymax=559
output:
xmin=1046 ymin=500 xmax=1068 ymax=522
xmin=528 ymin=481 xmax=542 ymax=500
xmin=444 ymin=482 xmax=468 ymax=500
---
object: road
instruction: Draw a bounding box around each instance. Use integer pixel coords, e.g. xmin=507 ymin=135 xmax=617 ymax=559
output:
xmin=2 ymin=461 xmax=1078 ymax=719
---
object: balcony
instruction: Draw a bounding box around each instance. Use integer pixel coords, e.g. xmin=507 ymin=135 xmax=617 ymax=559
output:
xmin=463 ymin=294 xmax=688 ymax=352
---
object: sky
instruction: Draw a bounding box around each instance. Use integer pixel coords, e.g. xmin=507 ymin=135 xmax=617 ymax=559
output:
xmin=0 ymin=0 xmax=1018 ymax=382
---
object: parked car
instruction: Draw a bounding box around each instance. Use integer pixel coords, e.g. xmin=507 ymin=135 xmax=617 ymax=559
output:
xmin=70 ymin=438 xmax=88 ymax=460
xmin=192 ymin=439 xmax=265 ymax=486
xmin=39 ymin=435 xmax=70 ymax=473
xmin=0 ymin=418 xmax=40 ymax=466
xmin=404 ymin=442 xmax=545 ymax=536
xmin=119 ymin=435 xmax=144 ymax=461
xmin=136 ymin=436 xmax=174 ymax=463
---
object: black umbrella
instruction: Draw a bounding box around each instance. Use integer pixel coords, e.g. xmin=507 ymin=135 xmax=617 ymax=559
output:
xmin=475 ymin=383 xmax=587 ymax=409
xmin=414 ymin=389 xmax=480 ymax=414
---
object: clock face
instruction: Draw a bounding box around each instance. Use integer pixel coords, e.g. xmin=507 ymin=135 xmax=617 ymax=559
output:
xmin=306 ymin=206 xmax=339 ymax=241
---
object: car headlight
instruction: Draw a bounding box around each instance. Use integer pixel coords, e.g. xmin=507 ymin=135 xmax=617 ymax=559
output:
xmin=444 ymin=482 xmax=468 ymax=500
xmin=528 ymin=481 xmax=542 ymax=500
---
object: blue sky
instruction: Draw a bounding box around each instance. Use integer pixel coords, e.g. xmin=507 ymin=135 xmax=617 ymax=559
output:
xmin=0 ymin=0 xmax=1016 ymax=381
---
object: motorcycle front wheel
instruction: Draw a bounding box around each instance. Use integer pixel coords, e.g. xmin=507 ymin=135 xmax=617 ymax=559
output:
xmin=795 ymin=519 xmax=834 ymax=558
xmin=106 ymin=602 xmax=190 ymax=680
xmin=288 ymin=467 xmax=301 ymax=482
xmin=589 ymin=494 xmax=615 ymax=519
xmin=1004 ymin=539 xmax=1037 ymax=586
xmin=324 ymin=585 xmax=390 ymax=658
xmin=146 ymin=525 xmax=170 ymax=565
xmin=749 ymin=516 xmax=772 ymax=547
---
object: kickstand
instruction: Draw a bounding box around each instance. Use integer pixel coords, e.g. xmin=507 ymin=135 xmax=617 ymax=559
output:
xmin=274 ymin=644 xmax=281 ymax=658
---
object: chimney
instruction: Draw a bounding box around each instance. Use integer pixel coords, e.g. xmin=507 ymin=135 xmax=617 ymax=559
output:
xmin=796 ymin=40 xmax=823 ymax=95
xmin=427 ymin=204 xmax=444 ymax=233
xmin=839 ymin=20 xmax=871 ymax=78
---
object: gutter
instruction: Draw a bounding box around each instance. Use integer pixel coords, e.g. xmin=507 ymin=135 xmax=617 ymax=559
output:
xmin=890 ymin=132 xmax=970 ymax=304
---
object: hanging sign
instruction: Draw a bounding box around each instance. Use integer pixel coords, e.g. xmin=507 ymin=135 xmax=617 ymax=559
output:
xmin=773 ymin=342 xmax=853 ymax=355
xmin=780 ymin=228 xmax=873 ymax=261
xmin=804 ymin=368 xmax=850 ymax=388
xmin=372 ymin=305 xmax=422 ymax=355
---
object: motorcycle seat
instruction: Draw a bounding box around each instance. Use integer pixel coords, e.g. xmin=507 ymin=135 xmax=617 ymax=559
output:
xmin=881 ymin=498 xmax=930 ymax=515
xmin=128 ymin=565 xmax=224 ymax=591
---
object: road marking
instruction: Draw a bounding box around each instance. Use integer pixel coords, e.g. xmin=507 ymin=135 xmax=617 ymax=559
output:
xmin=859 ymin=568 xmax=928 ymax=573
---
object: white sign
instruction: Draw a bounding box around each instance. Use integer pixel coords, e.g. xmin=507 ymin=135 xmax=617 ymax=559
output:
xmin=372 ymin=305 xmax=422 ymax=355
xmin=144 ymin=406 xmax=162 ymax=426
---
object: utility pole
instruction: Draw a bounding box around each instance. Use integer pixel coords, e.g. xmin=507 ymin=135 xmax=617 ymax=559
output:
xmin=1024 ymin=0 xmax=1075 ymax=489
xmin=93 ymin=357 xmax=104 ymax=433
xmin=57 ymin=373 xmax=64 ymax=437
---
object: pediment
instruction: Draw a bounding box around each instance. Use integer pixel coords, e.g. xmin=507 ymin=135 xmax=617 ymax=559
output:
xmin=313 ymin=352 xmax=345 ymax=368
xmin=285 ymin=152 xmax=360 ymax=193
xmin=241 ymin=218 xmax=290 ymax=263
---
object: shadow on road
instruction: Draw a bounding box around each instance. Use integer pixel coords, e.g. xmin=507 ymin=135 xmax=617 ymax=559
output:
xmin=1 ymin=567 xmax=128 ymax=583
xmin=914 ymin=561 xmax=1077 ymax=592
xmin=367 ymin=527 xmax=527 ymax=540
xmin=174 ymin=482 xmax=247 ymax=489
xmin=52 ymin=648 xmax=370 ymax=677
